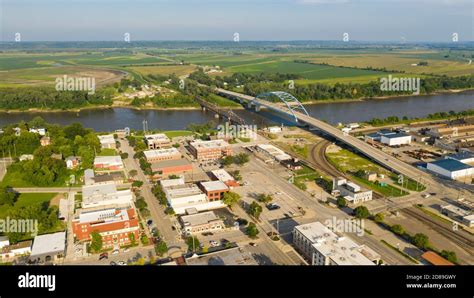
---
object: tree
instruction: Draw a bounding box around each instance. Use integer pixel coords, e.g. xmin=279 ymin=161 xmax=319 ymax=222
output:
xmin=129 ymin=170 xmax=138 ymax=178
xmin=129 ymin=232 xmax=137 ymax=246
xmin=440 ymin=250 xmax=457 ymax=263
xmin=222 ymin=192 xmax=241 ymax=209
xmin=412 ymin=233 xmax=429 ymax=249
xmin=256 ymin=193 xmax=273 ymax=203
xmin=132 ymin=180 xmax=144 ymax=188
xmin=0 ymin=186 xmax=17 ymax=206
xmin=248 ymin=201 xmax=263 ymax=220
xmin=155 ymin=240 xmax=168 ymax=256
xmin=221 ymin=156 xmax=234 ymax=166
xmin=354 ymin=206 xmax=370 ymax=219
xmin=336 ymin=197 xmax=347 ymax=208
xmin=246 ymin=222 xmax=259 ymax=238
xmin=374 ymin=213 xmax=384 ymax=223
xmin=391 ymin=224 xmax=405 ymax=235
xmin=120 ymin=152 xmax=128 ymax=159
xmin=233 ymin=153 xmax=249 ymax=165
xmin=90 ymin=231 xmax=103 ymax=253
xmin=186 ymin=236 xmax=200 ymax=252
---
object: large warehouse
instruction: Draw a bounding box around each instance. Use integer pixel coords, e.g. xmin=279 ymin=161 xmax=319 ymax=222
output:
xmin=380 ymin=132 xmax=412 ymax=146
xmin=427 ymin=159 xmax=474 ymax=180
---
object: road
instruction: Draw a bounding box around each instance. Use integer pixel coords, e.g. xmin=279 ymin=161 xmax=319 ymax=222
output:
xmin=119 ymin=138 xmax=186 ymax=255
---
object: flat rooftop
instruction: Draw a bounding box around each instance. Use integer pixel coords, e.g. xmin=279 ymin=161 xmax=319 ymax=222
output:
xmin=446 ymin=151 xmax=474 ymax=161
xmin=98 ymin=134 xmax=115 ymax=144
xmin=382 ymin=132 xmax=410 ymax=139
xmin=144 ymin=148 xmax=180 ymax=159
xmin=94 ymin=155 xmax=123 ymax=164
xmin=78 ymin=207 xmax=132 ymax=224
xmin=30 ymin=232 xmax=66 ymax=257
xmin=200 ymin=180 xmax=229 ymax=192
xmin=151 ymin=158 xmax=191 ymax=169
xmin=211 ymin=169 xmax=235 ymax=182
xmin=181 ymin=211 xmax=221 ymax=227
xmin=442 ymin=204 xmax=471 ymax=217
xmin=190 ymin=139 xmax=230 ymax=149
xmin=166 ymin=184 xmax=204 ymax=199
xmin=186 ymin=247 xmax=258 ymax=265
xmin=144 ymin=133 xmax=170 ymax=142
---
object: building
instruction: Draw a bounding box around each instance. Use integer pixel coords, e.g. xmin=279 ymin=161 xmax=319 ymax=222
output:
xmin=163 ymin=180 xmax=225 ymax=215
xmin=255 ymin=144 xmax=291 ymax=162
xmin=29 ymin=128 xmax=46 ymax=136
xmin=365 ymin=171 xmax=378 ymax=182
xmin=180 ymin=211 xmax=224 ymax=235
xmin=293 ymin=222 xmax=375 ymax=266
xmin=98 ymin=134 xmax=116 ymax=149
xmin=72 ymin=207 xmax=139 ymax=249
xmin=441 ymin=204 xmax=474 ymax=227
xmin=0 ymin=240 xmax=32 ymax=261
xmin=280 ymin=158 xmax=303 ymax=171
xmin=185 ymin=247 xmax=258 ymax=265
xmin=143 ymin=148 xmax=181 ymax=163
xmin=81 ymin=182 xmax=133 ymax=210
xmin=445 ymin=151 xmax=474 ymax=164
xmin=332 ymin=178 xmax=373 ymax=204
xmin=29 ymin=232 xmax=66 ymax=263
xmin=189 ymin=139 xmax=232 ymax=162
xmin=267 ymin=126 xmax=282 ymax=134
xmin=94 ymin=156 xmax=124 ymax=171
xmin=380 ymin=132 xmax=412 ymax=146
xmin=364 ymin=129 xmax=395 ymax=143
xmin=40 ymin=136 xmax=51 ymax=147
xmin=0 ymin=236 xmax=9 ymax=249
xmin=210 ymin=169 xmax=239 ymax=188
xmin=84 ymin=169 xmax=95 ymax=185
xmin=144 ymin=133 xmax=171 ymax=149
xmin=199 ymin=181 xmax=229 ymax=201
xmin=65 ymin=156 xmax=80 ymax=169
xmin=150 ymin=159 xmax=193 ymax=179
xmin=19 ymin=154 xmax=34 ymax=162
xmin=421 ymin=251 xmax=454 ymax=266
xmin=427 ymin=159 xmax=474 ymax=180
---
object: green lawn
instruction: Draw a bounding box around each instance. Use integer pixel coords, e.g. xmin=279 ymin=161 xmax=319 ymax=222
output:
xmin=97 ymin=148 xmax=117 ymax=156
xmin=164 ymin=130 xmax=194 ymax=138
xmin=0 ymin=193 xmax=58 ymax=218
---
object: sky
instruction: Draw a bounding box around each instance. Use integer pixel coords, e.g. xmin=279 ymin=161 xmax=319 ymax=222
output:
xmin=0 ymin=0 xmax=472 ymax=42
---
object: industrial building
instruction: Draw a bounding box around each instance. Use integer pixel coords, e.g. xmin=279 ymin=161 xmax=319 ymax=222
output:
xmin=255 ymin=144 xmax=292 ymax=162
xmin=426 ymin=159 xmax=474 ymax=180
xmin=380 ymin=132 xmax=412 ymax=146
xmin=445 ymin=151 xmax=474 ymax=164
xmin=293 ymin=222 xmax=375 ymax=266
xmin=93 ymin=156 xmax=124 ymax=171
xmin=441 ymin=204 xmax=474 ymax=227
xmin=150 ymin=159 xmax=193 ymax=179
xmin=332 ymin=178 xmax=373 ymax=204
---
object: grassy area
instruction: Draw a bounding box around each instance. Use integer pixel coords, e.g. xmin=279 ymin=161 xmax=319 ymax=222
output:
xmin=204 ymin=94 xmax=240 ymax=107
xmin=97 ymin=148 xmax=117 ymax=156
xmin=0 ymin=193 xmax=58 ymax=218
xmin=351 ymin=175 xmax=409 ymax=197
xmin=390 ymin=174 xmax=426 ymax=192
xmin=163 ymin=130 xmax=194 ymax=138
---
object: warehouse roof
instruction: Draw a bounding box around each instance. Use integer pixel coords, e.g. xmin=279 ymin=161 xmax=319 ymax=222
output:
xmin=382 ymin=132 xmax=410 ymax=139
xmin=429 ymin=159 xmax=473 ymax=172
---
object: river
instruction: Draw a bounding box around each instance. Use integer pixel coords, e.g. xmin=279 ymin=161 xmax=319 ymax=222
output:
xmin=0 ymin=91 xmax=473 ymax=131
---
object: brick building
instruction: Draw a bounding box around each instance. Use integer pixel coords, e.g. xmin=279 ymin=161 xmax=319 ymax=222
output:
xmin=189 ymin=139 xmax=232 ymax=162
xmin=199 ymin=180 xmax=229 ymax=202
xmin=144 ymin=133 xmax=171 ymax=149
xmin=144 ymin=147 xmax=181 ymax=163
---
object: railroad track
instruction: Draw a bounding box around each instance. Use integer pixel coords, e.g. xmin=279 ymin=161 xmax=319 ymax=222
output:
xmin=401 ymin=207 xmax=474 ymax=254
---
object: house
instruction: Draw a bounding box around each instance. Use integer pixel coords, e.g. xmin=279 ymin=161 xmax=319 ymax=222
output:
xmin=40 ymin=136 xmax=51 ymax=147
xmin=51 ymin=153 xmax=63 ymax=160
xmin=19 ymin=154 xmax=34 ymax=162
xmin=0 ymin=240 xmax=32 ymax=261
xmin=98 ymin=134 xmax=116 ymax=149
xmin=94 ymin=156 xmax=124 ymax=171
xmin=29 ymin=128 xmax=46 ymax=136
xmin=29 ymin=232 xmax=66 ymax=264
xmin=65 ymin=156 xmax=80 ymax=169
xmin=332 ymin=177 xmax=372 ymax=204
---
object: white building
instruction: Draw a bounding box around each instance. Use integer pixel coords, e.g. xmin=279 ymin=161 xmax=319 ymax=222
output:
xmin=380 ymin=132 xmax=412 ymax=146
xmin=94 ymin=156 xmax=124 ymax=171
xmin=267 ymin=126 xmax=282 ymax=134
xmin=293 ymin=222 xmax=375 ymax=266
xmin=0 ymin=236 xmax=9 ymax=249
xmin=445 ymin=151 xmax=474 ymax=164
xmin=333 ymin=178 xmax=372 ymax=204
xmin=98 ymin=134 xmax=116 ymax=149
xmin=30 ymin=232 xmax=66 ymax=263
xmin=144 ymin=133 xmax=171 ymax=149
xmin=427 ymin=159 xmax=474 ymax=180
xmin=0 ymin=240 xmax=32 ymax=261
xmin=162 ymin=179 xmax=225 ymax=215
xmin=29 ymin=128 xmax=46 ymax=136
xmin=256 ymin=144 xmax=292 ymax=162
xmin=441 ymin=204 xmax=474 ymax=228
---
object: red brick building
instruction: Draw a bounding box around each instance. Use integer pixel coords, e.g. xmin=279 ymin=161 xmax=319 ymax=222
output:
xmin=72 ymin=208 xmax=139 ymax=249
xmin=199 ymin=181 xmax=229 ymax=202
xmin=189 ymin=139 xmax=232 ymax=162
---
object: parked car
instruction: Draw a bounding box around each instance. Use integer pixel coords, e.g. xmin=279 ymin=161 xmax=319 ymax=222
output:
xmin=266 ymin=203 xmax=281 ymax=210
xmin=202 ymin=232 xmax=214 ymax=236
xmin=147 ymin=219 xmax=153 ymax=226
xmin=117 ymin=261 xmax=126 ymax=266
xmin=99 ymin=253 xmax=108 ymax=260
xmin=110 ymin=261 xmax=117 ymax=266
xmin=249 ymin=242 xmax=258 ymax=247
xmin=112 ymin=250 xmax=119 ymax=255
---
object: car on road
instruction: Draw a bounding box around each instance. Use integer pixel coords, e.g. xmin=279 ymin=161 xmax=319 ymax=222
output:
xmin=110 ymin=261 xmax=117 ymax=266
xmin=99 ymin=253 xmax=108 ymax=260
xmin=202 ymin=232 xmax=214 ymax=236
xmin=112 ymin=250 xmax=119 ymax=255
xmin=249 ymin=242 xmax=258 ymax=247
xmin=147 ymin=219 xmax=153 ymax=226
xmin=117 ymin=261 xmax=126 ymax=266
xmin=266 ymin=203 xmax=281 ymax=210
xmin=209 ymin=240 xmax=219 ymax=247
xmin=275 ymin=191 xmax=283 ymax=195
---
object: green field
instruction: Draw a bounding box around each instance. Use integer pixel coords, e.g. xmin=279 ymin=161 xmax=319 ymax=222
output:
xmin=0 ymin=193 xmax=57 ymax=218
xmin=97 ymin=148 xmax=118 ymax=156
xmin=164 ymin=130 xmax=194 ymax=138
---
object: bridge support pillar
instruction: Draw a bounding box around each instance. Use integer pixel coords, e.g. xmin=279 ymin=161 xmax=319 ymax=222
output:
xmin=255 ymin=105 xmax=261 ymax=112
xmin=247 ymin=102 xmax=253 ymax=109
